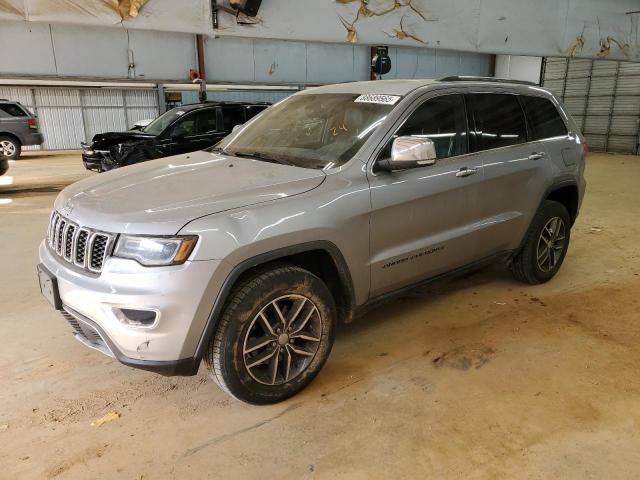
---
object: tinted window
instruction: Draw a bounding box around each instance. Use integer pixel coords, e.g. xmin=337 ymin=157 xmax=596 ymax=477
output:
xmin=194 ymin=109 xmax=217 ymax=134
xmin=0 ymin=104 xmax=28 ymax=117
xmin=520 ymin=96 xmax=567 ymax=140
xmin=171 ymin=113 xmax=197 ymax=137
xmin=468 ymin=94 xmax=526 ymax=151
xmin=394 ymin=94 xmax=468 ymax=159
xmin=221 ymin=107 xmax=246 ymax=131
xmin=144 ymin=108 xmax=186 ymax=135
xmin=246 ymin=105 xmax=267 ymax=119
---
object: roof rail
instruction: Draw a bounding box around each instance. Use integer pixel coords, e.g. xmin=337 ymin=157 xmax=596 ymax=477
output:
xmin=439 ymin=76 xmax=538 ymax=86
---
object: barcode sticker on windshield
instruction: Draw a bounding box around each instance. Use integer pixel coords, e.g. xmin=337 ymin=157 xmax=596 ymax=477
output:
xmin=355 ymin=94 xmax=401 ymax=105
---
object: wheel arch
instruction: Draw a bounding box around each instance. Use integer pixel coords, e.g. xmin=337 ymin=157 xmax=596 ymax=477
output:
xmin=0 ymin=132 xmax=22 ymax=147
xmin=193 ymin=241 xmax=356 ymax=362
xmin=545 ymin=182 xmax=579 ymax=225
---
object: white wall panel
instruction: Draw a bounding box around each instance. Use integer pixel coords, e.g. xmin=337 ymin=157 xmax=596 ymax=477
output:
xmin=0 ymin=86 xmax=158 ymax=150
xmin=204 ymin=36 xmax=490 ymax=85
xmin=544 ymin=57 xmax=640 ymax=154
xmin=0 ymin=22 xmax=57 ymax=76
xmin=495 ymin=55 xmax=542 ymax=83
xmin=124 ymin=90 xmax=159 ymax=127
xmin=128 ymin=29 xmax=196 ymax=81
xmin=50 ymin=24 xmax=129 ymax=78
xmin=0 ymin=21 xmax=194 ymax=81
xmin=34 ymin=88 xmax=83 ymax=149
xmin=253 ymin=40 xmax=308 ymax=84
xmin=81 ymin=89 xmax=126 ymax=141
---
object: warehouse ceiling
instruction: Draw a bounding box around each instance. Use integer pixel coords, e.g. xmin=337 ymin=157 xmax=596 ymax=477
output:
xmin=0 ymin=0 xmax=146 ymax=20
xmin=1 ymin=0 xmax=638 ymax=61
xmin=0 ymin=0 xmax=210 ymax=32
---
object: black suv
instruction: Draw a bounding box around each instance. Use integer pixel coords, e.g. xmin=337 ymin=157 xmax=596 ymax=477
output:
xmin=81 ymin=102 xmax=270 ymax=172
xmin=0 ymin=99 xmax=45 ymax=159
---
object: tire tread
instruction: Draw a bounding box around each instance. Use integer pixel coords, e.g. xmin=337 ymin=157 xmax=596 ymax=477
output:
xmin=511 ymin=200 xmax=570 ymax=285
xmin=205 ymin=264 xmax=327 ymax=403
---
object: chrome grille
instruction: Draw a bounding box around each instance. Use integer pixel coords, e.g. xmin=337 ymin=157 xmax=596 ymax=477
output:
xmin=75 ymin=230 xmax=89 ymax=265
xmin=90 ymin=234 xmax=109 ymax=271
xmin=64 ymin=224 xmax=75 ymax=260
xmin=47 ymin=211 xmax=114 ymax=273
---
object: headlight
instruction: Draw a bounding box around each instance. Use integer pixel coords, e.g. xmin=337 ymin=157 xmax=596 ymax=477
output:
xmin=113 ymin=235 xmax=198 ymax=266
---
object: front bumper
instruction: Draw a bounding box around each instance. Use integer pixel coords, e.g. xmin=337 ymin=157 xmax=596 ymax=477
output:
xmin=82 ymin=153 xmax=105 ymax=172
xmin=39 ymin=241 xmax=228 ymax=374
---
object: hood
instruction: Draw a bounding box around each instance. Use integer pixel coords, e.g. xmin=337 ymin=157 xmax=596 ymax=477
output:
xmin=55 ymin=150 xmax=326 ymax=235
xmin=91 ymin=130 xmax=155 ymax=147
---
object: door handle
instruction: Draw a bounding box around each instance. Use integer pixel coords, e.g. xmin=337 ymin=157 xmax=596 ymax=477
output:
xmin=528 ymin=152 xmax=546 ymax=161
xmin=456 ymin=167 xmax=478 ymax=178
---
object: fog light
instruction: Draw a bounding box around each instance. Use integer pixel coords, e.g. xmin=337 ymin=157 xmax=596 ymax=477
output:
xmin=113 ymin=307 xmax=158 ymax=328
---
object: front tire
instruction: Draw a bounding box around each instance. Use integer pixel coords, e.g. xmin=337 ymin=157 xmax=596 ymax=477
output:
xmin=205 ymin=265 xmax=336 ymax=404
xmin=511 ymin=200 xmax=571 ymax=284
xmin=0 ymin=136 xmax=21 ymax=159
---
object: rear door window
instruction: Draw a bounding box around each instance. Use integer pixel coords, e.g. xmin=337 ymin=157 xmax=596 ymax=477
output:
xmin=467 ymin=93 xmax=527 ymax=151
xmin=520 ymin=96 xmax=567 ymax=140
xmin=0 ymin=103 xmax=28 ymax=117
xmin=221 ymin=107 xmax=246 ymax=131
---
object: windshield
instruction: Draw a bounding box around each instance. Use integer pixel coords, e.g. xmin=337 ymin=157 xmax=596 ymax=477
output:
xmin=143 ymin=108 xmax=187 ymax=136
xmin=216 ymin=93 xmax=395 ymax=169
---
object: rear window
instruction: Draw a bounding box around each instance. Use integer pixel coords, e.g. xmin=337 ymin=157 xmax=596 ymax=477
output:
xmin=0 ymin=103 xmax=28 ymax=117
xmin=468 ymin=93 xmax=527 ymax=151
xmin=520 ymin=96 xmax=567 ymax=140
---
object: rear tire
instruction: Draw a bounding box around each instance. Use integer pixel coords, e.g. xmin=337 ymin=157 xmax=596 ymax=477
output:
xmin=0 ymin=136 xmax=21 ymax=159
xmin=511 ymin=200 xmax=571 ymax=284
xmin=205 ymin=264 xmax=336 ymax=404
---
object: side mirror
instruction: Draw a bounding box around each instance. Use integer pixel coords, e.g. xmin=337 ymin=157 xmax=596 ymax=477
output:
xmin=232 ymin=123 xmax=244 ymax=133
xmin=378 ymin=136 xmax=437 ymax=171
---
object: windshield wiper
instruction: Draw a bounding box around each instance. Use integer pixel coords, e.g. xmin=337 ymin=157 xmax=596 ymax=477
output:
xmin=232 ymin=151 xmax=293 ymax=166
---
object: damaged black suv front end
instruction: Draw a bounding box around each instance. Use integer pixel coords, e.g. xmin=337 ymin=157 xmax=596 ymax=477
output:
xmin=81 ymin=131 xmax=159 ymax=172
xmin=80 ymin=102 xmax=271 ymax=173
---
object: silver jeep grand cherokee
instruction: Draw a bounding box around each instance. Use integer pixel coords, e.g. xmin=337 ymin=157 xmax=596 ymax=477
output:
xmin=38 ymin=77 xmax=586 ymax=404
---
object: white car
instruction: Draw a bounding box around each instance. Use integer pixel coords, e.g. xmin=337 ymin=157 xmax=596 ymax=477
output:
xmin=130 ymin=118 xmax=153 ymax=131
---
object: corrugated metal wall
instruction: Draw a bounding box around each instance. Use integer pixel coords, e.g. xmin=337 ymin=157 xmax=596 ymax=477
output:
xmin=542 ymin=58 xmax=640 ymax=154
xmin=0 ymin=86 xmax=159 ymax=150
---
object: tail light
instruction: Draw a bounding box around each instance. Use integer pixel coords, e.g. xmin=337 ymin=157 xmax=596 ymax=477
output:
xmin=27 ymin=118 xmax=37 ymax=130
xmin=582 ymin=142 xmax=589 ymax=157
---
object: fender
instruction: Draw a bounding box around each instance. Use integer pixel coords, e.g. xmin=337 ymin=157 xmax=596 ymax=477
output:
xmin=192 ymin=240 xmax=357 ymax=364
xmin=512 ymin=178 xmax=579 ymax=258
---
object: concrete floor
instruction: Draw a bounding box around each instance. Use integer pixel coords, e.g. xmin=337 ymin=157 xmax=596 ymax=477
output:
xmin=1 ymin=151 xmax=640 ymax=479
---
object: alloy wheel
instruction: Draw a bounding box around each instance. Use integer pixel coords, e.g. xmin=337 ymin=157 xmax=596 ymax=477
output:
xmin=536 ymin=217 xmax=566 ymax=272
xmin=243 ymin=294 xmax=322 ymax=386
xmin=0 ymin=140 xmax=16 ymax=157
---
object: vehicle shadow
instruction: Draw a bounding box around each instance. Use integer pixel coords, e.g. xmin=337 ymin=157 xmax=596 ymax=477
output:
xmin=336 ymin=263 xmax=514 ymax=340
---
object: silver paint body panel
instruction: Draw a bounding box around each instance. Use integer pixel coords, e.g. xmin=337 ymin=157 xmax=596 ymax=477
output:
xmin=40 ymin=79 xmax=586 ymax=363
